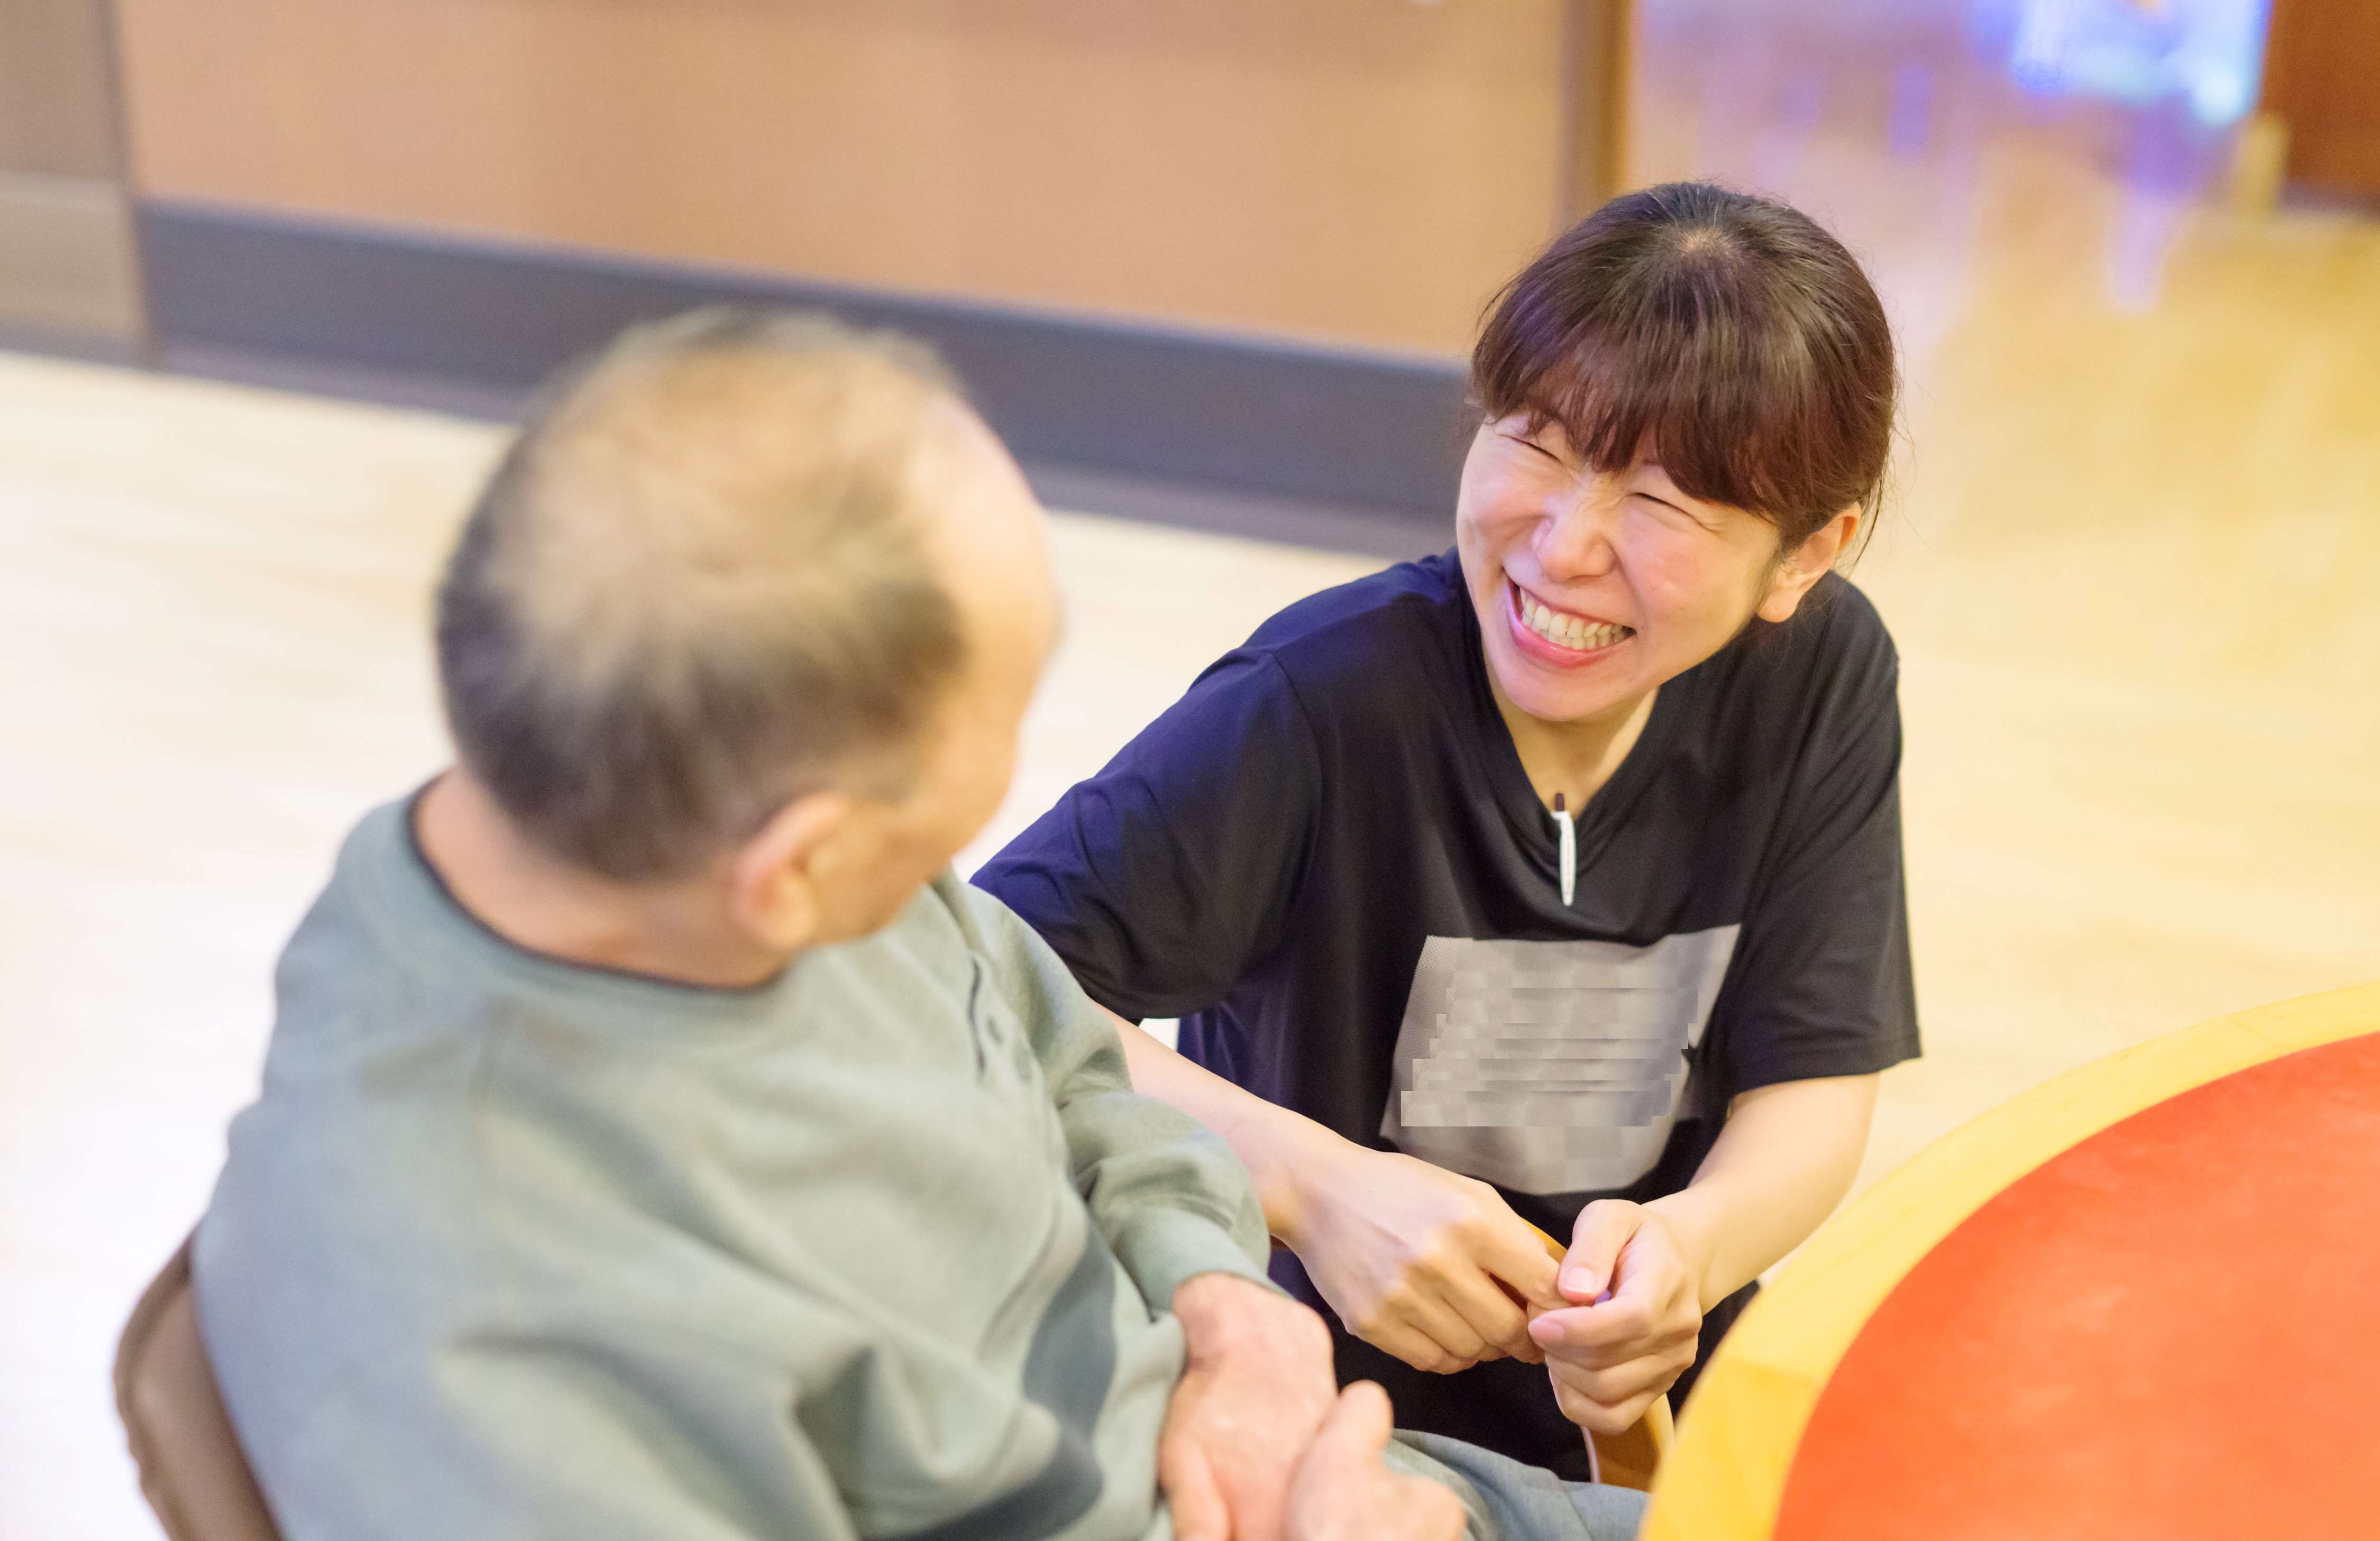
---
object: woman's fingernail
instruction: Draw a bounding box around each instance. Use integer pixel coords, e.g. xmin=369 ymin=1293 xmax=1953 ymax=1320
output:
xmin=1563 ymin=1268 xmax=1597 ymax=1295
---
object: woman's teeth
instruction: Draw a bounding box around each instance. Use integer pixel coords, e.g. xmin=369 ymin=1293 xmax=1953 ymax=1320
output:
xmin=1520 ymin=591 xmax=1632 ymax=652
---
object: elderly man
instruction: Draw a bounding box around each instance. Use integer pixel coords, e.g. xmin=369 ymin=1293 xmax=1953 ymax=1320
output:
xmin=193 ymin=310 xmax=1646 ymax=1541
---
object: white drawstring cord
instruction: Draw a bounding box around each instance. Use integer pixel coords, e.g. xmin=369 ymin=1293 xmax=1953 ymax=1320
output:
xmin=1553 ymin=793 xmax=1577 ymax=907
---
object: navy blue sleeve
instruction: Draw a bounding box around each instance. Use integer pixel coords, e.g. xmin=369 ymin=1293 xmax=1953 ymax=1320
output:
xmin=1718 ymin=603 xmax=1921 ymax=1095
xmin=973 ymin=652 xmax=1323 ymax=1022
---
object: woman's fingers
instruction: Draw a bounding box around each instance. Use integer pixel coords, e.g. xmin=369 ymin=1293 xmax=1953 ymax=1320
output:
xmin=1380 ymin=1288 xmax=1493 ymax=1371
xmin=1528 ymin=1295 xmax=1660 ymax=1362
xmin=1551 ymin=1375 xmax=1665 ymax=1438
xmin=1358 ymin=1314 xmax=1478 ymax=1375
xmin=1536 ymin=1298 xmax=1698 ymax=1427
xmin=1561 ymin=1199 xmax=1645 ymax=1301
xmin=1297 ymin=1145 xmax=1599 ymax=1374
xmin=1410 ymin=1181 xmax=1560 ymax=1359
xmin=1473 ymin=1213 xmax=1567 ymax=1314
xmin=1533 ymin=1209 xmax=1704 ymax=1381
xmin=1433 ymin=1258 xmax=1541 ymax=1364
xmin=1547 ymin=1344 xmax=1689 ymax=1407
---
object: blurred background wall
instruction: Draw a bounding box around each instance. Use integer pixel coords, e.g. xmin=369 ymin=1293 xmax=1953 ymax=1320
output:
xmin=0 ymin=0 xmax=143 ymax=346
xmin=5 ymin=0 xmax=2372 ymax=543
xmin=11 ymin=0 xmax=1642 ymax=537
xmin=109 ymin=0 xmax=1623 ymax=355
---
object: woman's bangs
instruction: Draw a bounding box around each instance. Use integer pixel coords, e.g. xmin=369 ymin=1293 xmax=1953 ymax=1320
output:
xmin=1510 ymin=322 xmax=1809 ymax=522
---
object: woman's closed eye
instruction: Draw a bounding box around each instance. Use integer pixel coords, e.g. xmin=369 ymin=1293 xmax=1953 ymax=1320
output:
xmin=1502 ymin=431 xmax=1564 ymax=464
xmin=1630 ymin=491 xmax=1720 ymax=532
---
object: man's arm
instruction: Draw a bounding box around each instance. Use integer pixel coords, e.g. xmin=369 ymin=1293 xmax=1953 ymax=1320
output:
xmin=1031 ymin=992 xmax=1277 ymax=1304
xmin=955 ymin=885 xmax=1350 ymax=1541
xmin=945 ymin=881 xmax=1268 ymax=1300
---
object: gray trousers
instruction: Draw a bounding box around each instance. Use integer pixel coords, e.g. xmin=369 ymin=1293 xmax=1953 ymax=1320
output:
xmin=1389 ymin=1433 xmax=1646 ymax=1541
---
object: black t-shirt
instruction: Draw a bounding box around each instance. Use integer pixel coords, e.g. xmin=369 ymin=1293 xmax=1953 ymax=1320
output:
xmin=975 ymin=549 xmax=1918 ymax=1478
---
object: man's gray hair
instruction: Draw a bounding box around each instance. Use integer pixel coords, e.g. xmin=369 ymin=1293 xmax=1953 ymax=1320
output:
xmin=435 ymin=307 xmax=968 ymax=880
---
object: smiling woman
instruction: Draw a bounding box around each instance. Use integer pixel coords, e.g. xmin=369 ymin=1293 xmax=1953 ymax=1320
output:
xmin=1462 ymin=182 xmax=1894 ymax=772
xmin=974 ymin=184 xmax=1918 ymax=1482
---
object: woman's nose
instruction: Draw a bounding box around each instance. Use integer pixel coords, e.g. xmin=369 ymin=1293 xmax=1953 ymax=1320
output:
xmin=1537 ymin=487 xmax=1622 ymax=580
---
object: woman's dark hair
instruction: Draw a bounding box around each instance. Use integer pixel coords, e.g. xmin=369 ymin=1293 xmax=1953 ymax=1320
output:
xmin=1471 ymin=181 xmax=1897 ymax=552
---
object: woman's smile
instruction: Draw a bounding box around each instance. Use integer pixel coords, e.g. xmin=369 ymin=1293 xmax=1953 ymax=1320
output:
xmin=1505 ymin=577 xmax=1635 ymax=668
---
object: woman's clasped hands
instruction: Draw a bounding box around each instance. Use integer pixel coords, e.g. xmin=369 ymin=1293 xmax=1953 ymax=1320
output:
xmin=1277 ymin=1140 xmax=1567 ymax=1373
xmin=1279 ymin=1137 xmax=1707 ymax=1435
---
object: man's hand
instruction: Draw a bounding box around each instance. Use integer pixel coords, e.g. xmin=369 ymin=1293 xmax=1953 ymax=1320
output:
xmin=1159 ymin=1273 xmax=1339 ymax=1541
xmin=1282 ymin=1143 xmax=1565 ymax=1373
xmin=1525 ymin=1200 xmax=1705 ymax=1435
xmin=1285 ymin=1383 xmax=1469 ymax=1541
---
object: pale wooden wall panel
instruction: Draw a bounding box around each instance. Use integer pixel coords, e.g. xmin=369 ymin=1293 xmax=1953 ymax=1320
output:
xmin=112 ymin=0 xmax=1575 ymax=353
xmin=0 ymin=170 xmax=144 ymax=338
xmin=0 ymin=0 xmax=121 ymax=177
xmin=0 ymin=0 xmax=143 ymax=344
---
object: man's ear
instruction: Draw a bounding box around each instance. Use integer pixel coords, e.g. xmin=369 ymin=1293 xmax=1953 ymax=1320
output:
xmin=1756 ymin=505 xmax=1861 ymax=624
xmin=727 ymin=793 xmax=855 ymax=952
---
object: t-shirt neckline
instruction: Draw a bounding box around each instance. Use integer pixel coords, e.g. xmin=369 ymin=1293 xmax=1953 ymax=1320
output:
xmin=1448 ymin=554 xmax=1696 ymax=870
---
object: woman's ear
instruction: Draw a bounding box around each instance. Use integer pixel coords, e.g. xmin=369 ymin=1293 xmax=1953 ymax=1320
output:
xmin=726 ymin=793 xmax=854 ymax=953
xmin=1756 ymin=506 xmax=1861 ymax=623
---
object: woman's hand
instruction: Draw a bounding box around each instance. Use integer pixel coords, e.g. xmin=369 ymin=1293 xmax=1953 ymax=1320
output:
xmin=1279 ymin=1140 xmax=1566 ymax=1373
xmin=1101 ymin=1016 xmax=1565 ymax=1374
xmin=1526 ymin=1199 xmax=1707 ymax=1435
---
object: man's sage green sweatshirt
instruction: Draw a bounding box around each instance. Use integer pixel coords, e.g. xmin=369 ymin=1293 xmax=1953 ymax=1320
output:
xmin=196 ymin=799 xmax=1273 ymax=1541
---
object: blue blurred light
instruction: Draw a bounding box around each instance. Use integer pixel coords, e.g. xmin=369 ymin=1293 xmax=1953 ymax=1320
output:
xmin=1992 ymin=0 xmax=2272 ymax=126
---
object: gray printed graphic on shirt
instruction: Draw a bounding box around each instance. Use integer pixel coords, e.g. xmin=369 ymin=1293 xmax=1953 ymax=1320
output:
xmin=1379 ymin=928 xmax=1740 ymax=1195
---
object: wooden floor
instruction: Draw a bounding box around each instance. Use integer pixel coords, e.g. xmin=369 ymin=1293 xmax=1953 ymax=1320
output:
xmin=7 ymin=38 xmax=2379 ymax=1541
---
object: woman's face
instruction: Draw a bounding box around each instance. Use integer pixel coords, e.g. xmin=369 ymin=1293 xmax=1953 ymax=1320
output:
xmin=1456 ymin=414 xmax=1819 ymax=726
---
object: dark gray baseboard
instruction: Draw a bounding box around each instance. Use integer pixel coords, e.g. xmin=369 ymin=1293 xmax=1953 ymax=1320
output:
xmin=136 ymin=200 xmax=1470 ymax=546
xmin=1 ymin=321 xmax=143 ymax=368
xmin=155 ymin=338 xmax=1452 ymax=560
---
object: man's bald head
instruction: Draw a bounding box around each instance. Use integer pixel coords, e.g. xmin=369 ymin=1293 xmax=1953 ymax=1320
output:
xmin=436 ymin=309 xmax=980 ymax=881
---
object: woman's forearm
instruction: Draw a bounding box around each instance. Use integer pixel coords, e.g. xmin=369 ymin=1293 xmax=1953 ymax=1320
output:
xmin=1644 ymin=1073 xmax=1880 ymax=1309
xmin=1106 ymin=1008 xmax=1349 ymax=1240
